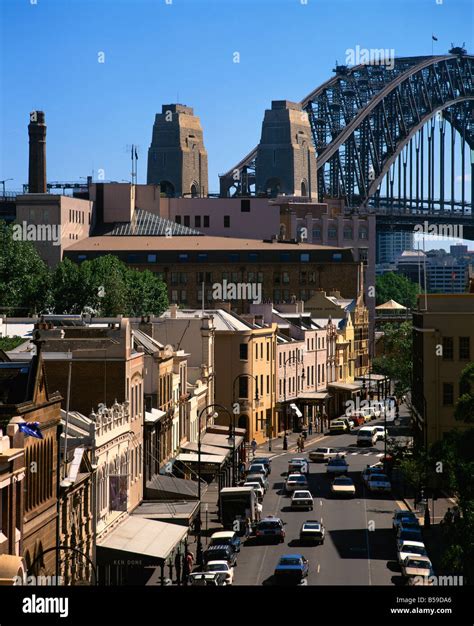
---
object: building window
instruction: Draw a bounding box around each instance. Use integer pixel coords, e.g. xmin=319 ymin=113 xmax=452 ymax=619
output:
xmin=171 ymin=290 xmax=178 ymax=302
xmin=442 ymin=337 xmax=454 ymax=360
xmin=184 ymin=216 xmax=190 ymax=227
xmin=147 ymin=254 xmax=157 ymax=263
xmin=300 ymin=253 xmax=310 ymax=262
xmin=266 ymin=375 xmax=270 ymax=394
xmin=240 ymin=343 xmax=248 ymax=360
xmin=328 ymin=228 xmax=337 ymax=239
xmin=332 ymin=253 xmax=342 ymax=261
xmin=343 ymin=228 xmax=353 ymax=239
xmin=260 ymin=344 xmax=263 ymax=359
xmin=280 ymin=252 xmax=290 ymax=262
xmin=241 ymin=199 xmax=250 ymax=212
xmin=459 ymin=337 xmax=470 ymax=360
xmin=248 ymin=253 xmax=258 ymax=262
xmin=224 ymin=215 xmax=230 ymax=228
xmin=175 ymin=215 xmax=182 ymax=224
xmin=229 ymin=253 xmax=240 ymax=263
xmin=195 ymin=216 xmax=201 ymax=228
xmin=204 ymin=216 xmax=210 ymax=227
xmin=359 ymin=229 xmax=368 ymax=239
xmin=266 ymin=343 xmax=270 ymax=361
xmin=282 ymin=272 xmax=290 ymax=284
xmin=238 ymin=377 xmax=248 ymax=398
xmin=312 ymin=228 xmax=321 ymax=240
xmin=442 ymin=383 xmax=454 ymax=406
xmin=178 ymin=254 xmax=189 ymax=262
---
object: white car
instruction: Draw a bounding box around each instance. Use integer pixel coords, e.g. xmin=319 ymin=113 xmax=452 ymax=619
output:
xmin=205 ymin=560 xmax=234 ymax=584
xmin=367 ymin=473 xmax=391 ymax=493
xmin=243 ymin=482 xmax=264 ymax=502
xmin=401 ymin=556 xmax=432 ymax=579
xmin=309 ymin=447 xmax=346 ymax=462
xmin=331 ymin=476 xmax=356 ymax=497
xmin=397 ymin=540 xmax=428 ymax=565
xmin=291 ymin=490 xmax=314 ymax=510
xmin=373 ymin=426 xmax=386 ymax=441
xmin=362 ymin=465 xmax=385 ymax=485
xmin=285 ymin=473 xmax=308 ymax=493
xmin=326 ymin=457 xmax=349 ymax=475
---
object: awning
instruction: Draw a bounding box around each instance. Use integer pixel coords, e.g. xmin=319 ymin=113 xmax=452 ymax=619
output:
xmin=181 ymin=441 xmax=229 ymax=457
xmin=145 ymin=473 xmax=202 ymax=500
xmin=175 ymin=452 xmax=226 ymax=465
xmin=328 ymin=382 xmax=361 ymax=393
xmin=133 ymin=500 xmax=200 ymax=525
xmin=145 ymin=409 xmax=167 ymax=424
xmin=297 ymin=391 xmax=331 ymax=401
xmin=97 ymin=517 xmax=188 ymax=564
xmin=206 ymin=424 xmax=246 ymax=437
xmin=201 ymin=432 xmax=244 ymax=450
xmin=289 ymin=403 xmax=303 ymax=418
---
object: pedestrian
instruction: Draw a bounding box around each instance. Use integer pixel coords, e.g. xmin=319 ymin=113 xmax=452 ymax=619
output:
xmin=250 ymin=438 xmax=257 ymax=458
xmin=444 ymin=507 xmax=453 ymax=524
xmin=283 ymin=433 xmax=288 ymax=450
xmin=186 ymin=550 xmax=194 ymax=574
xmin=174 ymin=551 xmax=182 ymax=586
xmin=296 ymin=436 xmax=301 ymax=453
xmin=193 ymin=515 xmax=201 ymax=542
xmin=300 ymin=436 xmax=305 ymax=452
xmin=255 ymin=501 xmax=263 ymax=521
xmin=453 ymin=506 xmax=460 ymax=523
xmin=245 ymin=516 xmax=252 ymax=538
xmin=239 ymin=460 xmax=246 ymax=478
xmin=308 ymin=421 xmax=313 ymax=436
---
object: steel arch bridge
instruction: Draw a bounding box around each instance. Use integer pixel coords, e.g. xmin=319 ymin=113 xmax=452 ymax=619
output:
xmin=220 ymin=51 xmax=474 ymax=222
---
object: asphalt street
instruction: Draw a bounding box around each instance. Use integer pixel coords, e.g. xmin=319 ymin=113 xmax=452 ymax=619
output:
xmin=233 ymin=420 xmax=405 ymax=586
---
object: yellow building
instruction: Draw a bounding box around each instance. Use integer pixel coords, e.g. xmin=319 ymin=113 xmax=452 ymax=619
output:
xmin=211 ymin=307 xmax=277 ymax=445
xmin=412 ymin=294 xmax=474 ymax=447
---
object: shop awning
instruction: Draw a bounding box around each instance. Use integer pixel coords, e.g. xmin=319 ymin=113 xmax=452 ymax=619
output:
xmin=133 ymin=500 xmax=200 ymax=525
xmin=175 ymin=452 xmax=226 ymax=466
xmin=201 ymin=432 xmax=244 ymax=450
xmin=328 ymin=382 xmax=361 ymax=393
xmin=181 ymin=441 xmax=230 ymax=457
xmin=297 ymin=391 xmax=331 ymax=401
xmin=289 ymin=403 xmax=303 ymax=418
xmin=145 ymin=473 xmax=202 ymax=500
xmin=206 ymin=424 xmax=246 ymax=437
xmin=145 ymin=409 xmax=167 ymax=424
xmin=97 ymin=517 xmax=188 ymax=563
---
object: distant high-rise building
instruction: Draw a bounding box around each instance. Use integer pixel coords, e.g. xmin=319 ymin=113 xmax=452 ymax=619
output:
xmin=28 ymin=110 xmax=47 ymax=193
xmin=255 ymin=101 xmax=317 ymax=199
xmin=147 ymin=104 xmax=208 ymax=198
xmin=376 ymin=230 xmax=414 ymax=264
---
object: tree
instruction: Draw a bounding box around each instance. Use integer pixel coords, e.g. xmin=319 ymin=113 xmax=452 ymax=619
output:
xmin=454 ymin=362 xmax=474 ymax=424
xmin=372 ymin=321 xmax=412 ymax=397
xmin=375 ymin=272 xmax=420 ymax=309
xmin=50 ymin=258 xmax=87 ymax=314
xmin=125 ymin=268 xmax=169 ymax=316
xmin=0 ymin=336 xmax=26 ymax=351
xmin=0 ymin=222 xmax=50 ymax=315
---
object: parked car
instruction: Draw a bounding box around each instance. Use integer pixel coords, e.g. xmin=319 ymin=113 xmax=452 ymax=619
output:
xmin=188 ymin=572 xmax=228 ymax=586
xmin=299 ymin=520 xmax=325 ymax=544
xmin=392 ymin=510 xmax=419 ymax=532
xmin=329 ymin=419 xmax=349 ymax=434
xmin=246 ymin=473 xmax=269 ymax=493
xmin=209 ymin=531 xmax=241 ymax=553
xmin=243 ymin=481 xmax=264 ymax=502
xmin=285 ymin=473 xmax=309 ymax=492
xmin=397 ymin=540 xmax=428 ymax=565
xmin=367 ymin=473 xmax=391 ymax=494
xmin=397 ymin=528 xmax=423 ymax=551
xmin=345 ymin=411 xmax=366 ymax=427
xmin=401 ymin=556 xmax=432 ymax=579
xmin=362 ymin=465 xmax=386 ymax=485
xmin=309 ymin=447 xmax=346 ymax=462
xmin=204 ymin=561 xmax=234 ymax=584
xmin=254 ymin=457 xmax=272 ymax=475
xmin=288 ymin=458 xmax=308 ymax=474
xmin=274 ymin=554 xmax=309 ymax=583
xmin=331 ymin=476 xmax=356 ymax=497
xmin=291 ymin=490 xmax=314 ymax=510
xmin=326 ymin=457 xmax=349 ymax=476
xmin=357 ymin=427 xmax=377 ymax=447
xmin=203 ymin=544 xmax=237 ymax=567
xmin=247 ymin=463 xmax=269 ymax=477
xmin=255 ymin=516 xmax=285 ymax=543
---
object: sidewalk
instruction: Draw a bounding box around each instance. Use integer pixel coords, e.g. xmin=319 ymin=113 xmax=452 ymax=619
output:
xmin=253 ymin=429 xmax=326 ymax=456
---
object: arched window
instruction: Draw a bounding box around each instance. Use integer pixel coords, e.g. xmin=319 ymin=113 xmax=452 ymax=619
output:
xmin=301 ymin=180 xmax=307 ymax=197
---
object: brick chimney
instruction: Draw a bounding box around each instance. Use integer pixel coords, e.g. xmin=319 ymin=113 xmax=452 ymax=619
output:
xmin=28 ymin=111 xmax=47 ymax=193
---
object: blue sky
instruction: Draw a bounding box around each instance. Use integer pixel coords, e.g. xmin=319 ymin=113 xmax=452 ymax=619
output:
xmin=0 ymin=0 xmax=472 ymax=251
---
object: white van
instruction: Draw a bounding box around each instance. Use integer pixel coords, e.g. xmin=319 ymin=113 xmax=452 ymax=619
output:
xmin=357 ymin=426 xmax=377 ymax=447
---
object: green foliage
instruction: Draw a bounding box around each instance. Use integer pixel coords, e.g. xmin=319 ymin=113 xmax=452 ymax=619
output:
xmin=454 ymin=362 xmax=474 ymax=424
xmin=0 ymin=336 xmax=26 ymax=351
xmin=0 ymin=222 xmax=50 ymax=314
xmin=372 ymin=321 xmax=412 ymax=396
xmin=375 ymin=272 xmax=420 ymax=308
xmin=0 ymin=224 xmax=169 ymax=317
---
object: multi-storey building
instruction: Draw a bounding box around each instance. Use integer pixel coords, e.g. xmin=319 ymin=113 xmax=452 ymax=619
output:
xmin=412 ymin=294 xmax=474 ymax=447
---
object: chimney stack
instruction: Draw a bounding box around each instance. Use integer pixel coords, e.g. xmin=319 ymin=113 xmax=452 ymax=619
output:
xmin=28 ymin=110 xmax=47 ymax=193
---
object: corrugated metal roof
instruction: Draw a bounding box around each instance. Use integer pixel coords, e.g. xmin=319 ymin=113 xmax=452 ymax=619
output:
xmin=106 ymin=208 xmax=202 ymax=237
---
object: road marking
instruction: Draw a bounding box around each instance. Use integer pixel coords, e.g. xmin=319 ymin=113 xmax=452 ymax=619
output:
xmin=317 ymin=563 xmax=320 ymax=573
xmin=363 ymin=452 xmax=371 ymax=456
xmin=319 ymin=500 xmax=323 ymax=506
xmin=362 ymin=483 xmax=373 ymax=586
xmin=350 ymin=452 xmax=358 ymax=455
xmin=376 ymin=453 xmax=384 ymax=458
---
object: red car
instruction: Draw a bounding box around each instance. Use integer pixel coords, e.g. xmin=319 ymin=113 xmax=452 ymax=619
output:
xmin=344 ymin=412 xmax=365 ymax=426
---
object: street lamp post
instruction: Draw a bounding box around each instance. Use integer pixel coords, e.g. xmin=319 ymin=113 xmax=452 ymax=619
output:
xmin=196 ymin=402 xmax=233 ymax=568
xmin=283 ymin=352 xmax=305 ymax=433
